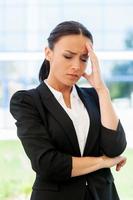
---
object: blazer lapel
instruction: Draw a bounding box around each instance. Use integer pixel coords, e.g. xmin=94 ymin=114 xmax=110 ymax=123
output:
xmin=75 ymin=85 xmax=100 ymax=156
xmin=37 ymin=82 xmax=81 ymax=155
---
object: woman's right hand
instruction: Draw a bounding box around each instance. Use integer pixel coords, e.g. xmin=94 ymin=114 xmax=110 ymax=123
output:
xmin=101 ymin=155 xmax=127 ymax=171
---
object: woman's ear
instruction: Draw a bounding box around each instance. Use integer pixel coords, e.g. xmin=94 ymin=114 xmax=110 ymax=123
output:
xmin=44 ymin=47 xmax=53 ymax=61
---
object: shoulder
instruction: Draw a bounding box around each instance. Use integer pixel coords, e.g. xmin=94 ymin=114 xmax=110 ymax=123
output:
xmin=10 ymin=88 xmax=38 ymax=116
xmin=10 ymin=89 xmax=35 ymax=106
xmin=79 ymin=86 xmax=99 ymax=102
xmin=81 ymin=86 xmax=97 ymax=95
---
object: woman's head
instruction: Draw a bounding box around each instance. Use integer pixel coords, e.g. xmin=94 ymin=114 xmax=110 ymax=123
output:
xmin=39 ymin=21 xmax=93 ymax=86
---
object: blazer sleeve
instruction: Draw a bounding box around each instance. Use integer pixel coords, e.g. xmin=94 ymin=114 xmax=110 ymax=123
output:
xmin=90 ymin=88 xmax=127 ymax=157
xmin=100 ymin=120 xmax=127 ymax=157
xmin=10 ymin=90 xmax=72 ymax=182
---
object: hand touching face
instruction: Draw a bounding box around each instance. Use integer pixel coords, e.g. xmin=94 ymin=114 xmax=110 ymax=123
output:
xmin=82 ymin=42 xmax=106 ymax=91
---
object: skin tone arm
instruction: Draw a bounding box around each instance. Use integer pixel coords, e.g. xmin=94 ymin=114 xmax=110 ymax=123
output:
xmin=83 ymin=43 xmax=118 ymax=130
xmin=71 ymin=155 xmax=126 ymax=177
xmin=71 ymin=42 xmax=126 ymax=177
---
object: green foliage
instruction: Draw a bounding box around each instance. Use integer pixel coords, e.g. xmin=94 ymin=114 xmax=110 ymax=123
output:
xmin=0 ymin=140 xmax=34 ymax=200
xmin=112 ymin=148 xmax=133 ymax=200
xmin=108 ymin=82 xmax=132 ymax=99
xmin=109 ymin=30 xmax=133 ymax=99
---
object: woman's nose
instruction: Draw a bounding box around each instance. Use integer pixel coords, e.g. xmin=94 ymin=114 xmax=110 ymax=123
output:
xmin=71 ymin=60 xmax=81 ymax=70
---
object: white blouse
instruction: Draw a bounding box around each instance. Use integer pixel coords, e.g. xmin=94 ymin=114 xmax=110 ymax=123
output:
xmin=44 ymin=80 xmax=90 ymax=156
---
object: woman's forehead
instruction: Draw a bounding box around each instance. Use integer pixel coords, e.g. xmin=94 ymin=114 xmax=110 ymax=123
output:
xmin=54 ymin=35 xmax=92 ymax=53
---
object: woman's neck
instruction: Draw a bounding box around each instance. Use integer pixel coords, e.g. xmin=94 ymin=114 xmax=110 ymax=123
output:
xmin=46 ymin=76 xmax=72 ymax=95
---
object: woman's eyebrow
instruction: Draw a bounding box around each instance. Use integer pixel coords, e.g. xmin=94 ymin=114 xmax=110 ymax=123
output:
xmin=65 ymin=50 xmax=88 ymax=57
xmin=65 ymin=50 xmax=77 ymax=55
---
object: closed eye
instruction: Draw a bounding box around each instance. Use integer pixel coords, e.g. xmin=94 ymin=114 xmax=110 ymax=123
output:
xmin=81 ymin=58 xmax=88 ymax=62
xmin=63 ymin=55 xmax=88 ymax=62
xmin=63 ymin=55 xmax=72 ymax=59
xmin=81 ymin=57 xmax=88 ymax=62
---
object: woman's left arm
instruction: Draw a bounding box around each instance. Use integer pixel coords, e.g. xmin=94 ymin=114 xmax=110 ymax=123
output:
xmin=95 ymin=86 xmax=127 ymax=157
xmin=95 ymin=84 xmax=118 ymax=130
xmin=83 ymin=43 xmax=127 ymax=157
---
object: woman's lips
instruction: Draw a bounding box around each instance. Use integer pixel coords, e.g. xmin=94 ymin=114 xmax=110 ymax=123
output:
xmin=67 ymin=74 xmax=79 ymax=78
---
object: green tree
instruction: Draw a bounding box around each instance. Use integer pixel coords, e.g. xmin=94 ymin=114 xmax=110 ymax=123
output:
xmin=109 ymin=30 xmax=133 ymax=99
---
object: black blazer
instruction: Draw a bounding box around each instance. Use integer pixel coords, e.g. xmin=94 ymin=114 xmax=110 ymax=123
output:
xmin=10 ymin=82 xmax=127 ymax=200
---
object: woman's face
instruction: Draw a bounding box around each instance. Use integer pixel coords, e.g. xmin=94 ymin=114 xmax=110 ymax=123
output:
xmin=45 ymin=34 xmax=92 ymax=87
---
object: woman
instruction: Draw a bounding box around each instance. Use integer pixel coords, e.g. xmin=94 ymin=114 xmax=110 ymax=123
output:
xmin=10 ymin=21 xmax=127 ymax=200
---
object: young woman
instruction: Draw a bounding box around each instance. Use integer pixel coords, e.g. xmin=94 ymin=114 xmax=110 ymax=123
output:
xmin=10 ymin=21 xmax=127 ymax=200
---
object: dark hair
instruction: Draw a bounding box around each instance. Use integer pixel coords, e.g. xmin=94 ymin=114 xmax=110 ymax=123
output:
xmin=39 ymin=20 xmax=93 ymax=82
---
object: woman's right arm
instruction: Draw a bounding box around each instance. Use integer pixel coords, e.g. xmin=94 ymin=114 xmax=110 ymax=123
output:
xmin=10 ymin=90 xmax=72 ymax=182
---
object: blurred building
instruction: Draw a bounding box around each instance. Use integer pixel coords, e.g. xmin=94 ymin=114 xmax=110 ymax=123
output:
xmin=0 ymin=0 xmax=133 ymax=129
xmin=0 ymin=0 xmax=133 ymax=51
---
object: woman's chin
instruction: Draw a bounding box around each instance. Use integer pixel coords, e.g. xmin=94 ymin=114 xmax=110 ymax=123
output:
xmin=64 ymin=79 xmax=78 ymax=86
